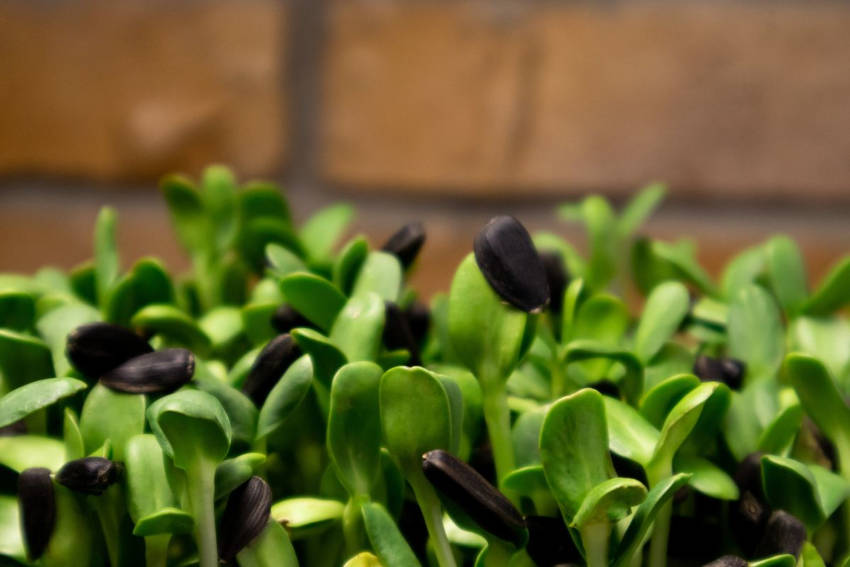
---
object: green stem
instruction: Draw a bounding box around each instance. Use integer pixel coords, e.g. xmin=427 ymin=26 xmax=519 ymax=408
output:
xmin=342 ymin=498 xmax=365 ymax=557
xmin=144 ymin=534 xmax=171 ymax=567
xmin=482 ymin=537 xmax=512 ymax=567
xmin=91 ymin=485 xmax=124 ymax=567
xmin=646 ymin=460 xmax=673 ymax=567
xmin=834 ymin=434 xmax=850 ymax=552
xmin=409 ymin=471 xmax=457 ymax=567
xmin=580 ymin=522 xmax=610 ymax=567
xmin=186 ymin=458 xmax=218 ymax=567
xmin=481 ymin=378 xmax=515 ymax=489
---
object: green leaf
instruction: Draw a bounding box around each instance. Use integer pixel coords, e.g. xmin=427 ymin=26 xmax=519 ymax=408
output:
xmin=279 ymin=273 xmax=346 ymax=332
xmin=639 ymin=373 xmax=700 ymax=429
xmin=236 ymin=520 xmax=299 ymax=567
xmin=582 ymin=196 xmax=617 ymax=290
xmin=618 ymin=183 xmax=666 ymax=236
xmin=761 ymin=455 xmax=825 ymax=529
xmin=638 ymin=239 xmax=716 ymax=296
xmin=266 ymin=243 xmax=307 ymax=279
xmin=750 ymin=555 xmax=797 ymax=567
xmin=765 ymin=236 xmax=807 ymax=316
xmin=36 ymin=302 xmax=101 ymax=378
xmin=271 ymin=497 xmax=345 ymax=540
xmin=362 ymin=502 xmax=422 ymax=567
xmin=104 ymin=257 xmax=175 ymax=326
xmin=43 ymin=483 xmax=95 ymax=566
xmin=540 ymin=389 xmax=614 ymax=523
xmin=0 ymin=494 xmax=25 ymax=561
xmin=791 ymin=316 xmax=850 ymax=392
xmin=291 ymin=328 xmax=347 ymax=390
xmin=612 ymin=473 xmax=690 ymax=567
xmin=239 ymin=181 xmax=293 ymax=226
xmin=198 ymin=306 xmax=245 ymax=356
xmin=674 ymin=455 xmax=738 ymax=500
xmin=328 ymin=362 xmax=383 ymax=498
xmin=502 ymin=465 xmax=551 ymax=501
xmin=147 ymin=389 xmax=232 ymax=469
xmin=561 ymin=340 xmax=644 ymax=405
xmin=0 ymin=377 xmax=86 ymax=428
xmin=809 ymin=464 xmax=850 ymax=524
xmin=333 ymin=236 xmax=370 ymax=295
xmin=603 ymin=397 xmax=659 ymax=468
xmin=131 ymin=304 xmax=211 ymax=353
xmin=344 ymin=552 xmax=382 ymax=567
xmin=0 ymin=291 xmax=35 ymax=331
xmin=240 ymin=218 xmax=305 ymax=274
xmin=94 ymin=207 xmax=120 ymax=308
xmin=160 ymin=174 xmax=209 ymax=255
xmin=215 ymin=453 xmax=267 ymax=501
xmin=803 ymin=256 xmax=850 ymax=315
xmin=69 ymin=261 xmax=97 ymax=305
xmin=300 ymin=203 xmax=355 ymax=264
xmin=256 ymin=355 xmax=313 ymax=439
xmin=573 ymin=477 xmax=646 ymax=528
xmin=380 ymin=366 xmax=452 ymax=473
xmin=785 ymin=353 xmax=850 ymax=445
xmin=125 ymin=434 xmax=194 ymax=536
xmin=724 ymin=379 xmax=781 ymax=461
xmin=633 ymin=281 xmax=689 ymax=363
xmin=757 ymin=400 xmax=803 ymax=454
xmin=511 ymin=407 xmax=546 ymax=467
xmin=193 ymin=377 xmax=258 ymax=450
xmin=643 ymin=343 xmax=696 ymax=393
xmin=0 ymin=435 xmax=65 ymax=471
xmin=560 ymin=278 xmax=588 ymax=340
xmin=201 ymin=165 xmax=239 ymax=253
xmin=650 ymin=382 xmax=720 ymax=470
xmin=63 ymin=407 xmax=84 ymax=461
xmin=448 ymin=254 xmax=528 ymax=383
xmin=570 ymin=294 xmax=629 ymax=379
xmin=800 ymin=542 xmax=826 ymax=567
xmin=329 ymin=293 xmax=385 ymax=362
xmin=350 ymin=252 xmax=403 ymax=303
xmin=0 ymin=329 xmax=53 ymax=392
xmin=728 ymin=285 xmax=783 ymax=383
xmin=79 ymin=383 xmax=146 ymax=461
xmin=721 ymin=244 xmax=766 ymax=300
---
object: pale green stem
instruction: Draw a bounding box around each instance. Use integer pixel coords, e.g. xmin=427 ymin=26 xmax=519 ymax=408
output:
xmin=647 ymin=460 xmax=673 ymax=567
xmin=186 ymin=458 xmax=218 ymax=567
xmin=342 ymin=498 xmax=365 ymax=557
xmin=581 ymin=522 xmax=610 ymax=567
xmin=480 ymin=377 xmax=515 ymax=489
xmin=144 ymin=534 xmax=171 ymax=567
xmin=91 ymin=485 xmax=125 ymax=567
xmin=833 ymin=434 xmax=850 ymax=552
xmin=409 ymin=471 xmax=457 ymax=567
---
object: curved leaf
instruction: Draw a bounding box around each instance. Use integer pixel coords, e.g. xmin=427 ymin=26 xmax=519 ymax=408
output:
xmin=0 ymin=435 xmax=65 ymax=471
xmin=573 ymin=477 xmax=646 ymax=528
xmin=256 ymin=354 xmax=313 ymax=439
xmin=271 ymin=497 xmax=345 ymax=540
xmin=803 ymin=256 xmax=850 ymax=316
xmin=362 ymin=502 xmax=422 ymax=567
xmin=279 ymin=273 xmax=346 ymax=332
xmin=299 ymin=203 xmax=354 ymax=264
xmin=604 ymin=397 xmax=659 ymax=467
xmin=674 ymin=455 xmax=738 ymax=501
xmin=329 ymin=293 xmax=385 ymax=363
xmin=785 ymin=353 xmax=850 ymax=443
xmin=79 ymin=382 xmax=146 ymax=461
xmin=236 ymin=520 xmax=299 ymax=567
xmin=351 ymin=252 xmax=403 ymax=303
xmin=633 ymin=281 xmax=689 ymax=363
xmin=131 ymin=304 xmax=211 ymax=353
xmin=728 ymin=285 xmax=783 ymax=383
xmin=0 ymin=377 xmax=87 ymax=428
xmin=0 ymin=329 xmax=53 ymax=392
xmin=766 ymin=236 xmax=807 ymax=316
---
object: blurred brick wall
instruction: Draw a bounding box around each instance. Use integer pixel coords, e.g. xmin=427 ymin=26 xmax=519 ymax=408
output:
xmin=2 ymin=0 xmax=850 ymax=295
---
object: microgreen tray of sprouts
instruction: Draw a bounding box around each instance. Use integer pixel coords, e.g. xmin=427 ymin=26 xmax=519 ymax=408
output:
xmin=1 ymin=168 xmax=849 ymax=567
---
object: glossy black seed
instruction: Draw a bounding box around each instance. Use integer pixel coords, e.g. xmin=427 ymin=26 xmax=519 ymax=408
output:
xmin=539 ymin=250 xmax=569 ymax=315
xmin=703 ymin=555 xmax=748 ymax=567
xmin=56 ymin=457 xmax=121 ymax=495
xmin=693 ymin=355 xmax=745 ymax=390
xmin=731 ymin=491 xmax=768 ymax=558
xmin=241 ymin=334 xmax=301 ymax=405
xmin=754 ymin=510 xmax=806 ymax=559
xmin=270 ymin=304 xmax=313 ymax=334
xmin=422 ymin=450 xmax=525 ymax=545
xmin=381 ymin=222 xmax=426 ymax=269
xmin=525 ymin=515 xmax=581 ymax=566
xmin=66 ymin=322 xmax=153 ymax=380
xmin=404 ymin=301 xmax=431 ymax=346
xmin=473 ymin=216 xmax=550 ymax=313
xmin=18 ymin=467 xmax=55 ymax=560
xmin=734 ymin=452 xmax=765 ymax=500
xmin=100 ymin=349 xmax=195 ymax=394
xmin=383 ymin=302 xmax=421 ymax=366
xmin=218 ymin=476 xmax=272 ymax=561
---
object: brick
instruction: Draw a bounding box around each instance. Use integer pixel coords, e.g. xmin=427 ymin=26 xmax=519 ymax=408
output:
xmin=0 ymin=0 xmax=286 ymax=182
xmin=322 ymin=1 xmax=850 ymax=201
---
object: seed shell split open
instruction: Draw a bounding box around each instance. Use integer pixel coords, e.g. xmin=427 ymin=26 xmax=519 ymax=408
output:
xmin=100 ymin=348 xmax=195 ymax=394
xmin=218 ymin=476 xmax=273 ymax=561
xmin=473 ymin=216 xmax=550 ymax=313
xmin=422 ymin=449 xmax=525 ymax=545
xmin=18 ymin=467 xmax=56 ymax=560
xmin=66 ymin=322 xmax=153 ymax=380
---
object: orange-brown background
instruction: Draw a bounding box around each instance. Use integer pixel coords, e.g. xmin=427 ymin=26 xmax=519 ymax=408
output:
xmin=2 ymin=0 xmax=849 ymax=297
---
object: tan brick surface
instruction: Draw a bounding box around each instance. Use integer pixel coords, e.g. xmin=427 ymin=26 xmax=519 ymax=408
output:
xmin=0 ymin=0 xmax=286 ymax=181
xmin=323 ymin=1 xmax=850 ymax=200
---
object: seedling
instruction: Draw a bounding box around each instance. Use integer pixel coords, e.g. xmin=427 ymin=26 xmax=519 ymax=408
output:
xmin=1 ymin=167 xmax=846 ymax=566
